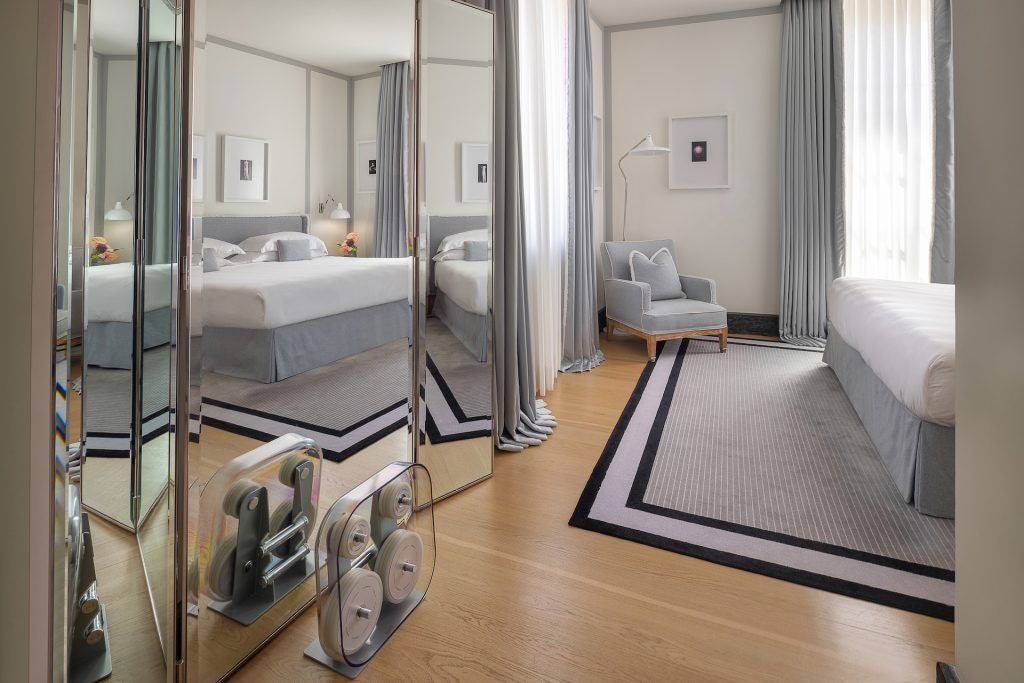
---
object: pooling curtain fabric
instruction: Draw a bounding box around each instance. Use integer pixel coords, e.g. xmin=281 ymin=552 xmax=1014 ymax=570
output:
xmin=144 ymin=42 xmax=177 ymax=264
xmin=560 ymin=0 xmax=604 ymax=373
xmin=779 ymin=0 xmax=844 ymax=347
xmin=844 ymin=0 xmax=934 ymax=283
xmin=374 ymin=61 xmax=409 ymax=258
xmin=520 ymin=0 xmax=569 ymax=392
xmin=485 ymin=0 xmax=558 ymax=451
xmin=930 ymin=0 xmax=954 ymax=283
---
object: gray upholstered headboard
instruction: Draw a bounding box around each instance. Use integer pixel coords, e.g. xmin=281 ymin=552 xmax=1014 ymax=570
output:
xmin=427 ymin=215 xmax=491 ymax=293
xmin=199 ymin=214 xmax=310 ymax=245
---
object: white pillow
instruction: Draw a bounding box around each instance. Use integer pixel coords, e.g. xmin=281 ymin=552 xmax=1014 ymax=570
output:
xmin=238 ymin=231 xmax=328 ymax=257
xmin=436 ymin=229 xmax=489 ymax=256
xmin=203 ymin=237 xmax=245 ymax=259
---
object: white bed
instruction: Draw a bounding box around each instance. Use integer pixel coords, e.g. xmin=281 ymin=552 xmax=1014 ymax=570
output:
xmin=204 ymin=256 xmax=411 ymax=329
xmin=434 ymin=260 xmax=489 ymax=317
xmin=824 ymin=276 xmax=956 ymax=518
xmin=828 ymin=277 xmax=955 ymax=426
xmin=84 ymin=263 xmax=175 ymax=368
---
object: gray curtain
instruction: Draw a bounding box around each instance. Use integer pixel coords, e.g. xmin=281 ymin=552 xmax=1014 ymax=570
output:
xmin=373 ymin=61 xmax=409 ymax=258
xmin=779 ymin=0 xmax=844 ymax=347
xmin=486 ymin=0 xmax=556 ymax=451
xmin=143 ymin=41 xmax=176 ymax=265
xmin=931 ymin=0 xmax=954 ymax=284
xmin=561 ymin=0 xmax=604 ymax=373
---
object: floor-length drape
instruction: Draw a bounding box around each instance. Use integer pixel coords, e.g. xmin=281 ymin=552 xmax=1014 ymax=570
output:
xmin=486 ymin=0 xmax=557 ymax=451
xmin=561 ymin=0 xmax=604 ymax=373
xmin=844 ymin=0 xmax=934 ymax=283
xmin=143 ymin=42 xmax=176 ymax=264
xmin=374 ymin=61 xmax=409 ymax=258
xmin=519 ymin=0 xmax=569 ymax=392
xmin=931 ymin=0 xmax=954 ymax=284
xmin=779 ymin=0 xmax=844 ymax=346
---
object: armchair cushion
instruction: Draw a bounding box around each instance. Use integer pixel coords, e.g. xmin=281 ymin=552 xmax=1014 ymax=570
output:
xmin=642 ymin=298 xmax=727 ymax=334
xmin=629 ymin=248 xmax=686 ymax=301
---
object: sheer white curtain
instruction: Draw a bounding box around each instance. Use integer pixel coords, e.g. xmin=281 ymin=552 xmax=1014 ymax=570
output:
xmin=519 ymin=0 xmax=569 ymax=394
xmin=844 ymin=0 xmax=934 ymax=282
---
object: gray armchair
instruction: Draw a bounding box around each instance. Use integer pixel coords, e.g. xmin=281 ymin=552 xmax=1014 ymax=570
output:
xmin=601 ymin=240 xmax=728 ymax=360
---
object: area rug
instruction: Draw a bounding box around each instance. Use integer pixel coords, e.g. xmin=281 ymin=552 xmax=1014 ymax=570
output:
xmin=423 ymin=317 xmax=492 ymax=444
xmin=570 ymin=338 xmax=954 ymax=620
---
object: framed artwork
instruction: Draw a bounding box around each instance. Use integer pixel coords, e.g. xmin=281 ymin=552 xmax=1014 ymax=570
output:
xmin=669 ymin=114 xmax=731 ymax=189
xmin=460 ymin=142 xmax=491 ymax=203
xmin=192 ymin=134 xmax=204 ymax=202
xmin=222 ymin=135 xmax=269 ymax=202
xmin=593 ymin=114 xmax=603 ymax=191
xmin=357 ymin=140 xmax=377 ymax=193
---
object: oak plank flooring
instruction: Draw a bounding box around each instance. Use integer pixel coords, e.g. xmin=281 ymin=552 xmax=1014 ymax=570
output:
xmin=233 ymin=336 xmax=954 ymax=682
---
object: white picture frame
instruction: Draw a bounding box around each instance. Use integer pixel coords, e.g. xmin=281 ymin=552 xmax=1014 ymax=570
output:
xmin=192 ymin=134 xmax=204 ymax=202
xmin=357 ymin=140 xmax=377 ymax=194
xmin=221 ymin=135 xmax=269 ymax=202
xmin=669 ymin=114 xmax=731 ymax=190
xmin=593 ymin=114 xmax=604 ymax=191
xmin=460 ymin=142 xmax=491 ymax=204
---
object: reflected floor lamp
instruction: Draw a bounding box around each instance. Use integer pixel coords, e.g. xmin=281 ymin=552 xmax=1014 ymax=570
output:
xmin=617 ymin=133 xmax=670 ymax=241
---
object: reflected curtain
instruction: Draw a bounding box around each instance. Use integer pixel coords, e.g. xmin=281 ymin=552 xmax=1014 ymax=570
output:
xmin=779 ymin=0 xmax=844 ymax=346
xmin=374 ymin=61 xmax=409 ymax=258
xmin=144 ymin=41 xmax=177 ymax=264
xmin=930 ymin=0 xmax=954 ymax=283
xmin=486 ymin=0 xmax=557 ymax=451
xmin=561 ymin=0 xmax=603 ymax=373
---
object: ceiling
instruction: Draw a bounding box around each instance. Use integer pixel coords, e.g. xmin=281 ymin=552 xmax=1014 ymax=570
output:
xmin=204 ymin=0 xmax=416 ymax=76
xmin=92 ymin=0 xmax=178 ymax=55
xmin=589 ymin=0 xmax=781 ymax=27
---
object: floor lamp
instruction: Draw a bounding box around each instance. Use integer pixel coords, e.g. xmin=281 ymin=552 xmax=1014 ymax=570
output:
xmin=617 ymin=133 xmax=670 ymax=241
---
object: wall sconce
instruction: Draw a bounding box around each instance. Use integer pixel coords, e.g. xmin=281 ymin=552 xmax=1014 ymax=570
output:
xmin=104 ymin=192 xmax=134 ymax=221
xmin=318 ymin=194 xmax=351 ymax=220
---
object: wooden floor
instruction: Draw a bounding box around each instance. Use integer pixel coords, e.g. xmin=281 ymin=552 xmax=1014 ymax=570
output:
xmin=234 ymin=336 xmax=954 ymax=682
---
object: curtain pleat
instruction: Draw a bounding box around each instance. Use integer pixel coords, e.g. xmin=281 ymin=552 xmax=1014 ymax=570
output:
xmin=143 ymin=42 xmax=177 ymax=265
xmin=487 ymin=0 xmax=557 ymax=451
xmin=560 ymin=0 xmax=604 ymax=374
xmin=930 ymin=0 xmax=954 ymax=283
xmin=843 ymin=0 xmax=934 ymax=283
xmin=374 ymin=61 xmax=410 ymax=258
xmin=779 ymin=0 xmax=844 ymax=347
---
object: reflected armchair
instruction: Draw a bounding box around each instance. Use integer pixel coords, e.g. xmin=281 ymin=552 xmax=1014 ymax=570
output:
xmin=601 ymin=240 xmax=728 ymax=361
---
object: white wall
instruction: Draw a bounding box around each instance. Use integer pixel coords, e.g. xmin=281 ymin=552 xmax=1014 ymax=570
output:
xmin=609 ymin=12 xmax=781 ymax=315
xmin=352 ymin=75 xmax=379 ymax=254
xmin=95 ymin=58 xmax=138 ymax=249
xmin=195 ymin=42 xmax=349 ymax=247
xmin=422 ymin=63 xmax=493 ymax=216
xmin=953 ymin=1 xmax=1024 ymax=680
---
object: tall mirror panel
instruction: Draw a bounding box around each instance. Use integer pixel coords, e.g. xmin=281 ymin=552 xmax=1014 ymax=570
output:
xmin=188 ymin=1 xmax=416 ymax=678
xmin=417 ymin=0 xmax=495 ymax=500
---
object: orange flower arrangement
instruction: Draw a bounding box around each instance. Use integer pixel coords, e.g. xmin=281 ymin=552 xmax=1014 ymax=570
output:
xmin=337 ymin=232 xmax=359 ymax=257
xmin=89 ymin=236 xmax=119 ymax=265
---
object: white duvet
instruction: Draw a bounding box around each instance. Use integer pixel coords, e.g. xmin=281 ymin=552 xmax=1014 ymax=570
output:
xmin=86 ymin=262 xmax=174 ymax=323
xmin=435 ymin=260 xmax=490 ymax=316
xmin=203 ymin=256 xmax=411 ymax=329
xmin=828 ymin=277 xmax=955 ymax=426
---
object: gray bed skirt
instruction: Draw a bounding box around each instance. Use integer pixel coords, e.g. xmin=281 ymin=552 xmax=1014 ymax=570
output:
xmin=86 ymin=307 xmax=174 ymax=369
xmin=203 ymin=300 xmax=410 ymax=383
xmin=824 ymin=323 xmax=955 ymax=519
xmin=432 ymin=292 xmax=489 ymax=362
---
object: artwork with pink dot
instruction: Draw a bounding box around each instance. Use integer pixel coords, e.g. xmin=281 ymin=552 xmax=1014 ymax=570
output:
xmin=691 ymin=141 xmax=707 ymax=162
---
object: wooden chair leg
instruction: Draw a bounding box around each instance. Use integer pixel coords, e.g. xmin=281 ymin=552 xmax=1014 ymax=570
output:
xmin=606 ymin=320 xmax=615 ymax=341
xmin=646 ymin=336 xmax=657 ymax=361
xmin=719 ymin=328 xmax=728 ymax=353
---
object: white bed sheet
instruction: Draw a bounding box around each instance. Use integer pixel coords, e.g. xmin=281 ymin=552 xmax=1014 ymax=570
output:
xmin=828 ymin=277 xmax=955 ymax=426
xmin=86 ymin=262 xmax=174 ymax=323
xmin=434 ymin=260 xmax=489 ymax=316
xmin=203 ymin=256 xmax=411 ymax=329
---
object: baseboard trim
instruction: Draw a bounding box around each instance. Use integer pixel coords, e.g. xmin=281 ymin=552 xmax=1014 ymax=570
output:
xmin=598 ymin=308 xmax=779 ymax=338
xmin=936 ymin=662 xmax=959 ymax=683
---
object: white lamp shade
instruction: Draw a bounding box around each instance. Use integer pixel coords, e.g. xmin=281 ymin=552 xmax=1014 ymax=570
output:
xmin=329 ymin=203 xmax=351 ymax=220
xmin=630 ymin=134 xmax=670 ymax=156
xmin=104 ymin=201 xmax=132 ymax=221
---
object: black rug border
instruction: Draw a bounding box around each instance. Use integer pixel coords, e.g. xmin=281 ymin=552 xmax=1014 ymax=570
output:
xmin=426 ymin=353 xmax=492 ymax=423
xmin=569 ymin=340 xmax=954 ymax=622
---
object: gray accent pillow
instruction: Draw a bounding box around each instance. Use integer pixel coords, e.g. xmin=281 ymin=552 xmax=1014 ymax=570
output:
xmin=202 ymin=247 xmax=220 ymax=273
xmin=629 ymin=247 xmax=685 ymax=301
xmin=276 ymin=239 xmax=312 ymax=262
xmin=464 ymin=240 xmax=489 ymax=262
